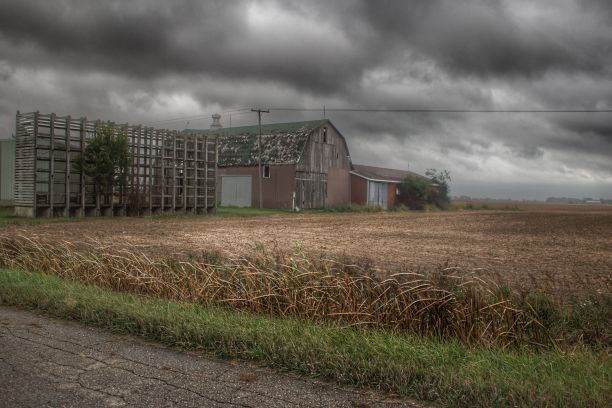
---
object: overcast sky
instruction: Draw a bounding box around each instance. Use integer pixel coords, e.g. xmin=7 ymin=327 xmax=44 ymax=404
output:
xmin=1 ymin=0 xmax=611 ymax=199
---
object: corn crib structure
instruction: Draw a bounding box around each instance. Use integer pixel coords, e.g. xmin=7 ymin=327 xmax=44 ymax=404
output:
xmin=14 ymin=111 xmax=217 ymax=217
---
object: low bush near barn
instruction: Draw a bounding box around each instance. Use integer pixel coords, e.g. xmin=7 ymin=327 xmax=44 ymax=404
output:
xmin=0 ymin=235 xmax=608 ymax=351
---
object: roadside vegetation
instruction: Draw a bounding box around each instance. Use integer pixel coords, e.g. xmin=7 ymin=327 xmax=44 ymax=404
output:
xmin=0 ymin=207 xmax=82 ymax=226
xmin=0 ymin=268 xmax=609 ymax=407
xmin=0 ymin=235 xmax=608 ymax=351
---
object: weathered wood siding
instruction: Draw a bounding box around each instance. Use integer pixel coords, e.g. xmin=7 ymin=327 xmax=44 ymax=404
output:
xmin=387 ymin=183 xmax=398 ymax=209
xmin=295 ymin=124 xmax=351 ymax=209
xmin=350 ymin=173 xmax=367 ymax=206
xmin=14 ymin=111 xmax=217 ymax=217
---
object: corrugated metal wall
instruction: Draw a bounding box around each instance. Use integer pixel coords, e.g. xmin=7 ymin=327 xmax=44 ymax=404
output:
xmin=0 ymin=139 xmax=15 ymax=204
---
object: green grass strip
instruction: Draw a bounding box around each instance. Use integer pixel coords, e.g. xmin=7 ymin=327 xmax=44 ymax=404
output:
xmin=1 ymin=269 xmax=609 ymax=407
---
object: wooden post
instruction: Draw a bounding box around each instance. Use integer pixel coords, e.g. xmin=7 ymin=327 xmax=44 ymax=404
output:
xmin=49 ymin=113 xmax=55 ymax=217
xmin=33 ymin=111 xmax=39 ymax=215
xmin=251 ymin=108 xmax=269 ymax=208
xmin=64 ymin=116 xmax=71 ymax=217
xmin=80 ymin=118 xmax=86 ymax=217
xmin=172 ymin=132 xmax=176 ymax=214
xmin=204 ymin=136 xmax=208 ymax=213
xmin=148 ymin=127 xmax=153 ymax=215
xmin=108 ymin=122 xmax=115 ymax=216
xmin=193 ymin=135 xmax=199 ymax=214
xmin=120 ymin=126 xmax=127 ymax=216
xmin=160 ymin=130 xmax=165 ymax=215
xmin=129 ymin=126 xmax=136 ymax=214
xmin=142 ymin=126 xmax=147 ymax=212
xmin=214 ymin=138 xmax=218 ymax=211
xmin=183 ymin=135 xmax=187 ymax=211
xmin=94 ymin=120 xmax=101 ymax=216
xmin=136 ymin=125 xmax=142 ymax=215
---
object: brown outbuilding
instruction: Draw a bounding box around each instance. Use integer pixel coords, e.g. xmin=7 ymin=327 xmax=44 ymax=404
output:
xmin=350 ymin=164 xmax=427 ymax=209
xmin=192 ymin=119 xmax=352 ymax=210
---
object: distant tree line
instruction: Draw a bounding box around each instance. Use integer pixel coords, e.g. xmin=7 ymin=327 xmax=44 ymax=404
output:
xmin=546 ymin=197 xmax=610 ymax=204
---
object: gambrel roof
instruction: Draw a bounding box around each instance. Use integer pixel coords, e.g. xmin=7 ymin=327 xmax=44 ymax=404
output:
xmin=186 ymin=119 xmax=327 ymax=167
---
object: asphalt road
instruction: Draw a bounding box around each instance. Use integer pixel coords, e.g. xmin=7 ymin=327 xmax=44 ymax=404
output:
xmin=0 ymin=306 xmax=422 ymax=408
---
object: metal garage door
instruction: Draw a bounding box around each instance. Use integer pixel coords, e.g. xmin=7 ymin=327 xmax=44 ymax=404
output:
xmin=367 ymin=181 xmax=388 ymax=209
xmin=221 ymin=176 xmax=252 ymax=207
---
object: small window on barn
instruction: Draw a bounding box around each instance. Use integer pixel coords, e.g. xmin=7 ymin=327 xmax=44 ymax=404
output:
xmin=263 ymin=165 xmax=271 ymax=178
xmin=322 ymin=127 xmax=327 ymax=143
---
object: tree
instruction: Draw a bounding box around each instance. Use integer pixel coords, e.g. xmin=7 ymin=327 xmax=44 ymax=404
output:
xmin=76 ymin=124 xmax=130 ymax=215
xmin=397 ymin=175 xmax=430 ymax=210
xmin=425 ymin=168 xmax=451 ymax=209
xmin=396 ymin=169 xmax=452 ymax=210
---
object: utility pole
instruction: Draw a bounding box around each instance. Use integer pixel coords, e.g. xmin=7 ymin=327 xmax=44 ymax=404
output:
xmin=251 ymin=108 xmax=269 ymax=208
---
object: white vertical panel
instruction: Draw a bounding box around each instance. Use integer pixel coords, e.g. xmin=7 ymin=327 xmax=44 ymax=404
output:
xmin=221 ymin=176 xmax=252 ymax=207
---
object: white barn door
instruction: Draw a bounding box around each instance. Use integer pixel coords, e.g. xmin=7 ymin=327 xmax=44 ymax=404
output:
xmin=367 ymin=181 xmax=388 ymax=209
xmin=221 ymin=176 xmax=252 ymax=207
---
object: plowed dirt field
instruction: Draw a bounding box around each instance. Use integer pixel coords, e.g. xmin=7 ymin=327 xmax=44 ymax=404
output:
xmin=7 ymin=207 xmax=612 ymax=297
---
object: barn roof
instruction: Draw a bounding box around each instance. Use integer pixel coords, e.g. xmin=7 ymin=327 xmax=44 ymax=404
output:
xmin=351 ymin=164 xmax=428 ymax=183
xmin=185 ymin=119 xmax=327 ymax=167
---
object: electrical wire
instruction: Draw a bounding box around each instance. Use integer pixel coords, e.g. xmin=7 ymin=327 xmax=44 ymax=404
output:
xmin=144 ymin=106 xmax=612 ymax=127
xmin=268 ymin=107 xmax=612 ymax=113
xmin=144 ymin=107 xmax=251 ymax=125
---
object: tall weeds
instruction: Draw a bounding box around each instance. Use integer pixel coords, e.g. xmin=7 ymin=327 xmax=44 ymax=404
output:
xmin=0 ymin=234 xmax=593 ymax=350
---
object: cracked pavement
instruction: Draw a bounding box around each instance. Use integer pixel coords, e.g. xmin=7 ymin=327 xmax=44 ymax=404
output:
xmin=0 ymin=307 xmax=424 ymax=407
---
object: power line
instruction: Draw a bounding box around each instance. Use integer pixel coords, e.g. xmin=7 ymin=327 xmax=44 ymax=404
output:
xmin=143 ymin=105 xmax=611 ymax=127
xmin=145 ymin=107 xmax=251 ymax=125
xmin=268 ymin=107 xmax=612 ymax=113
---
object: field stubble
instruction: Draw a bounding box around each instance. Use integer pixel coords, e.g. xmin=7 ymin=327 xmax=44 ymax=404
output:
xmin=6 ymin=208 xmax=612 ymax=298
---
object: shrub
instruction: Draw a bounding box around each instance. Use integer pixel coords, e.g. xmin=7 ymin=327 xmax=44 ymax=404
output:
xmin=425 ymin=169 xmax=451 ymax=210
xmin=396 ymin=169 xmax=451 ymax=210
xmin=397 ymin=176 xmax=430 ymax=210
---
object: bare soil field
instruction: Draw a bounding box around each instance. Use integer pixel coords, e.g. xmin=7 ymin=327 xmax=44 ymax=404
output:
xmin=452 ymin=199 xmax=612 ymax=212
xmin=5 ymin=205 xmax=612 ymax=297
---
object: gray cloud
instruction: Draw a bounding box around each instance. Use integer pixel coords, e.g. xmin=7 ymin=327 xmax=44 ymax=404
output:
xmin=0 ymin=0 xmax=368 ymax=93
xmin=0 ymin=0 xmax=611 ymax=199
xmin=351 ymin=0 xmax=612 ymax=78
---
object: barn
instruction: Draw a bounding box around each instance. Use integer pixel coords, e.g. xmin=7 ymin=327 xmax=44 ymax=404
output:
xmin=194 ymin=119 xmax=352 ymax=210
xmin=350 ymin=164 xmax=427 ymax=209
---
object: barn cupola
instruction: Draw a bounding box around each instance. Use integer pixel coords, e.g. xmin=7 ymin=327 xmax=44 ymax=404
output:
xmin=210 ymin=113 xmax=223 ymax=129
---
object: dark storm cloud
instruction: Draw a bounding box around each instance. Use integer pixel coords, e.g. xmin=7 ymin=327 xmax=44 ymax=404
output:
xmin=1 ymin=0 xmax=611 ymax=92
xmin=350 ymin=0 xmax=612 ymax=79
xmin=0 ymin=0 xmax=611 ymax=198
xmin=0 ymin=0 xmax=366 ymax=93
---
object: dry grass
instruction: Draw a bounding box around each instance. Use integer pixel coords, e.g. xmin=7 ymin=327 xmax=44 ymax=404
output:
xmin=0 ymin=234 xmax=582 ymax=350
xmin=7 ymin=208 xmax=611 ymax=298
